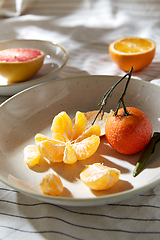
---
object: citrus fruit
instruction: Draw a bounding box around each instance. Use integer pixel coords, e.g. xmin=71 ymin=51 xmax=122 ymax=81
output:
xmin=72 ymin=111 xmax=87 ymax=140
xmin=51 ymin=111 xmax=73 ymax=143
xmin=105 ymin=107 xmax=153 ymax=155
xmin=34 ymin=111 xmax=100 ymax=164
xmin=37 ymin=140 xmax=65 ymax=163
xmin=63 ymin=142 xmax=77 ymax=164
xmin=0 ymin=48 xmax=45 ymax=82
xmin=40 ymin=173 xmax=63 ymax=196
xmin=109 ymin=37 xmax=156 ymax=72
xmin=80 ymin=163 xmax=120 ymax=190
xmin=74 ymin=124 xmax=100 ymax=143
xmin=35 ymin=133 xmax=63 ymax=145
xmin=72 ymin=135 xmax=100 ymax=160
xmin=24 ymin=145 xmax=41 ymax=167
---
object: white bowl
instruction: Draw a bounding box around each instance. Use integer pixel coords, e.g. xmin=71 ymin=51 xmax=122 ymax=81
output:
xmin=0 ymin=75 xmax=160 ymax=207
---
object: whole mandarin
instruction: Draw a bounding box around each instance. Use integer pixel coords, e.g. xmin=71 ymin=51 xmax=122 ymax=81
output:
xmin=105 ymin=107 xmax=153 ymax=155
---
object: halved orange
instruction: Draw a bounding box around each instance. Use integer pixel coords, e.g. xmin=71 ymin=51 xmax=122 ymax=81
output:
xmin=109 ymin=36 xmax=156 ymax=72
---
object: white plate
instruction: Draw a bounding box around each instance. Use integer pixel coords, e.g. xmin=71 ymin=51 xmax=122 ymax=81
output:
xmin=0 ymin=39 xmax=69 ymax=96
xmin=0 ymin=75 xmax=160 ymax=207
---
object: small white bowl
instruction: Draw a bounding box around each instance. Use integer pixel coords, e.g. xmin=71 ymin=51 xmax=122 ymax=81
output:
xmin=0 ymin=39 xmax=69 ymax=96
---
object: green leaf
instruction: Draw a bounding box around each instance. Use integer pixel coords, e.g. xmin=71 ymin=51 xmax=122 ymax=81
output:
xmin=133 ymin=132 xmax=160 ymax=177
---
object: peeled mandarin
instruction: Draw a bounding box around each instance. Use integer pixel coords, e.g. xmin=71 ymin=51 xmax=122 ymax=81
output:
xmin=40 ymin=173 xmax=63 ymax=196
xmin=80 ymin=163 xmax=120 ymax=190
xmin=24 ymin=110 xmax=101 ymax=168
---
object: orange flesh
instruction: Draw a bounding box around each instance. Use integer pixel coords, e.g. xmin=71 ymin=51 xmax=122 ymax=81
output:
xmin=114 ymin=38 xmax=153 ymax=53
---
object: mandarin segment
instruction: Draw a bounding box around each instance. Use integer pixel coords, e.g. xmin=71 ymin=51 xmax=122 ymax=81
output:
xmin=72 ymin=135 xmax=100 ymax=160
xmin=51 ymin=111 xmax=73 ymax=142
xmin=35 ymin=133 xmax=64 ymax=145
xmin=63 ymin=142 xmax=77 ymax=164
xmin=24 ymin=145 xmax=41 ymax=167
xmin=35 ymin=133 xmax=51 ymax=143
xmin=80 ymin=163 xmax=120 ymax=190
xmin=72 ymin=111 xmax=87 ymax=140
xmin=40 ymin=173 xmax=63 ymax=196
xmin=37 ymin=140 xmax=65 ymax=162
xmin=75 ymin=124 xmax=100 ymax=143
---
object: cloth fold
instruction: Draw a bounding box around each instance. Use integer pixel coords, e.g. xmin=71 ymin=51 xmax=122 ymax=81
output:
xmin=0 ymin=0 xmax=34 ymax=17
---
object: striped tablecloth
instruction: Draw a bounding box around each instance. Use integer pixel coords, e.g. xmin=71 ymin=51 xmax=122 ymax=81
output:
xmin=1 ymin=1 xmax=160 ymax=239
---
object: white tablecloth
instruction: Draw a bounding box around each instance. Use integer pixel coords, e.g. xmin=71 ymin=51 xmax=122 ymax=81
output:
xmin=1 ymin=1 xmax=160 ymax=239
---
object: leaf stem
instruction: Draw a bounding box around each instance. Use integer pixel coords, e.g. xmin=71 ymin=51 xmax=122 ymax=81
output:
xmin=92 ymin=66 xmax=133 ymax=125
xmin=114 ymin=68 xmax=132 ymax=116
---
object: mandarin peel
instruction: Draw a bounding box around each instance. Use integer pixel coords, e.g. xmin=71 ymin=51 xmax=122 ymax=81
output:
xmin=83 ymin=110 xmax=113 ymax=136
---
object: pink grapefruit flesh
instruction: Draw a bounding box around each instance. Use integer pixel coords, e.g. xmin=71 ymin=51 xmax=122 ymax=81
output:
xmin=0 ymin=48 xmax=45 ymax=82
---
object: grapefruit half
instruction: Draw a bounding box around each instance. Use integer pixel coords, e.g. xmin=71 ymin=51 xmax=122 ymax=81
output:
xmin=0 ymin=48 xmax=45 ymax=82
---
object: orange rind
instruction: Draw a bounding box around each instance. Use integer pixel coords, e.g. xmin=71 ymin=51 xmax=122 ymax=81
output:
xmin=105 ymin=107 xmax=153 ymax=155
